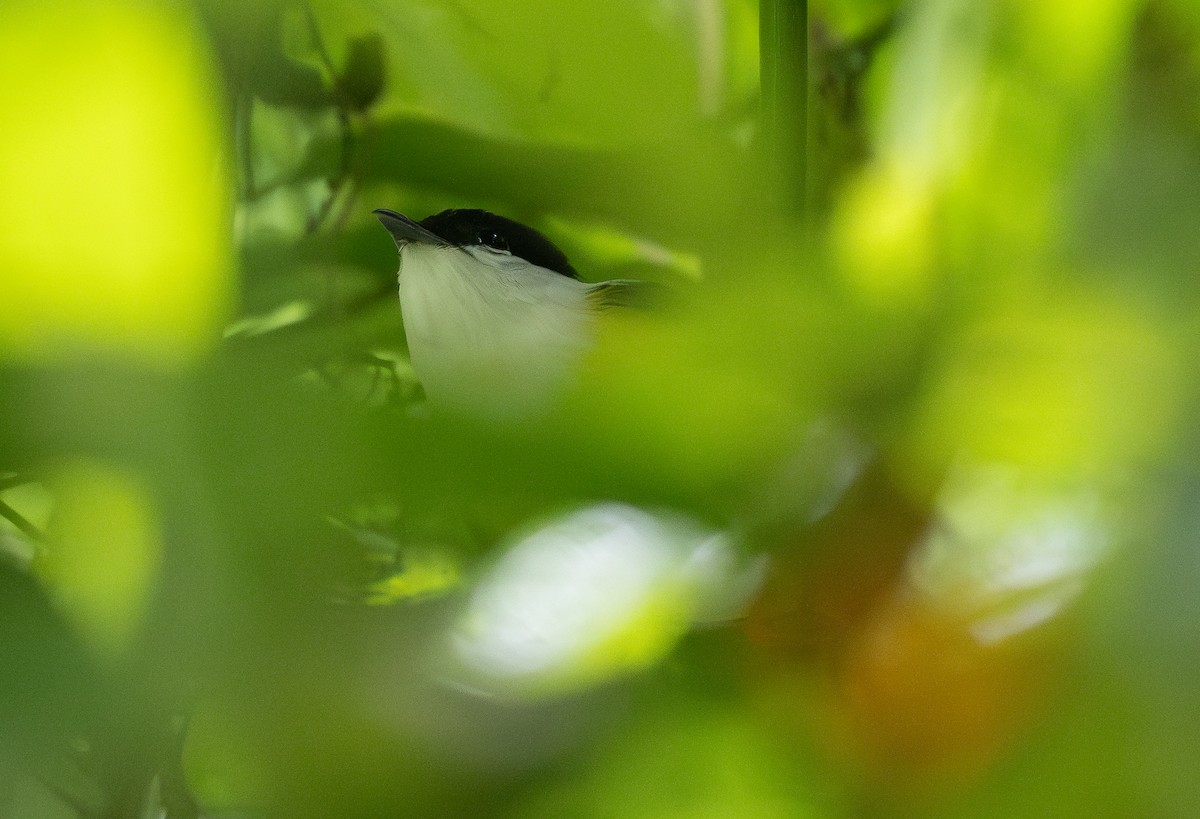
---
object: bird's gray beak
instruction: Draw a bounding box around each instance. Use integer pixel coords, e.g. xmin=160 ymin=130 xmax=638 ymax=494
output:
xmin=373 ymin=208 xmax=448 ymax=246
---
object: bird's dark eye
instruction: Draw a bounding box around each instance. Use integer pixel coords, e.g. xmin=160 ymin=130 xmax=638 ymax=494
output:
xmin=479 ymin=230 xmax=508 ymax=251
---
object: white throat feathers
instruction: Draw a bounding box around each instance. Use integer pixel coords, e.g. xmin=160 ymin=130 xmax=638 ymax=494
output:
xmin=397 ymin=242 xmax=596 ymax=417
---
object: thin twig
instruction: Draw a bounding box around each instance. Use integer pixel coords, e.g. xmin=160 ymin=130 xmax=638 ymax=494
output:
xmin=0 ymin=497 xmax=43 ymax=542
xmin=303 ymin=1 xmax=357 ymax=236
xmin=303 ymin=1 xmax=338 ymax=79
xmin=333 ymin=109 xmax=382 ymax=232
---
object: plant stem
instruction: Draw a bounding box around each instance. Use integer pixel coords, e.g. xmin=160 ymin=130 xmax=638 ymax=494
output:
xmin=760 ymin=0 xmax=809 ymax=216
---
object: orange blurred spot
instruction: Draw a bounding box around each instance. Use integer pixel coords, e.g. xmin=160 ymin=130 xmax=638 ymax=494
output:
xmin=744 ymin=467 xmax=929 ymax=662
xmin=743 ymin=465 xmax=1053 ymax=806
xmin=837 ymin=594 xmax=1043 ymax=798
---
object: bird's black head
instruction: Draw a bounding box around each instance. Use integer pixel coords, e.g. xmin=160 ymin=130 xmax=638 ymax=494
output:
xmin=417 ymin=209 xmax=578 ymax=279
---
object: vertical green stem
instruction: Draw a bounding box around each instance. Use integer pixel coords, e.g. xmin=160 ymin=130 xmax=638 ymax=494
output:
xmin=760 ymin=0 xmax=809 ymax=216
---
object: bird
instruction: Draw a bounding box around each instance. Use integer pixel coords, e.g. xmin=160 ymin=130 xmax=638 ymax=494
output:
xmin=375 ymin=207 xmax=653 ymax=418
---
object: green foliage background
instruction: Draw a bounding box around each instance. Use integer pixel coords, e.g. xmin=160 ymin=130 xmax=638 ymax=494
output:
xmin=2 ymin=0 xmax=1200 ymax=816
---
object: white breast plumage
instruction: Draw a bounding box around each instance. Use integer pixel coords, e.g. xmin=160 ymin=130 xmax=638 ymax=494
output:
xmin=398 ymin=243 xmax=595 ymax=417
